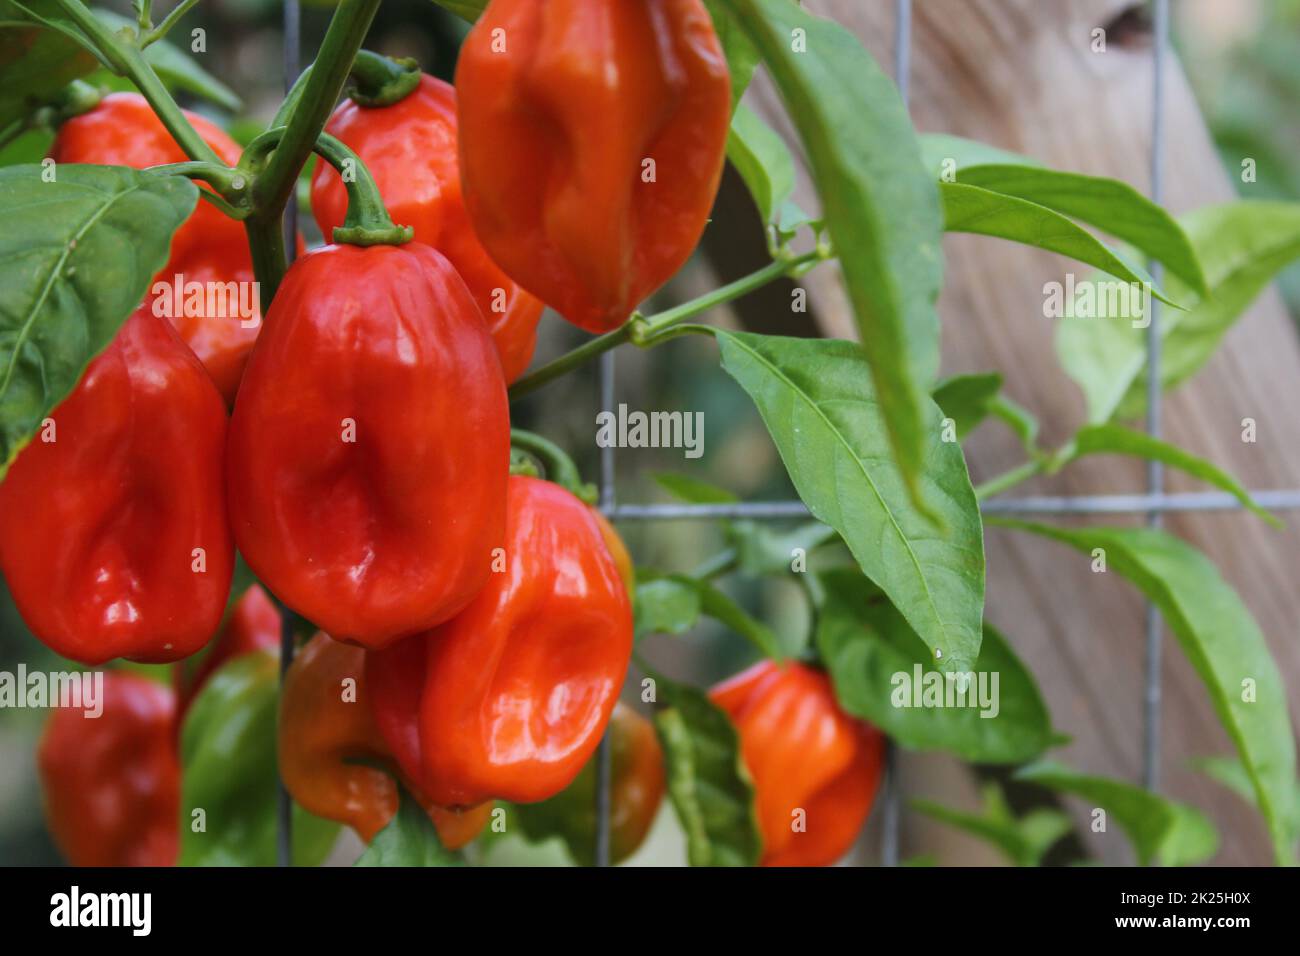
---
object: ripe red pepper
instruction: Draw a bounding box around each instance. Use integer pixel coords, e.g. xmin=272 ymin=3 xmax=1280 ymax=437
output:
xmin=37 ymin=671 xmax=180 ymax=866
xmin=175 ymin=584 xmax=281 ymax=716
xmin=48 ymin=93 xmax=263 ymax=403
xmin=279 ymin=633 xmax=490 ymax=847
xmin=455 ymin=0 xmax=732 ymax=333
xmin=227 ymin=243 xmax=509 ymax=648
xmin=0 ymin=308 xmax=233 ymax=665
xmin=311 ymin=73 xmax=543 ymax=383
xmin=711 ymin=661 xmax=885 ymax=867
xmin=515 ymin=702 xmax=664 ymax=864
xmin=367 ymin=475 xmax=633 ymax=807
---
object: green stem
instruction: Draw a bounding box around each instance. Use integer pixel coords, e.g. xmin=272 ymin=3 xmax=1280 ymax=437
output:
xmin=508 ymin=326 xmax=633 ymax=400
xmin=244 ymin=215 xmax=288 ymax=313
xmin=142 ymin=0 xmax=199 ymax=47
xmin=147 ymin=160 xmax=251 ymax=218
xmin=509 ymin=429 xmax=597 ymax=504
xmin=974 ymin=458 xmax=1047 ymax=501
xmin=250 ymin=0 xmax=381 ymax=216
xmin=691 ymin=549 xmax=738 ymax=580
xmin=51 ymin=0 xmax=218 ymax=164
xmin=243 ymin=128 xmax=410 ymax=245
xmin=348 ymin=50 xmax=421 ymax=107
xmin=508 ymin=249 xmax=824 ymax=402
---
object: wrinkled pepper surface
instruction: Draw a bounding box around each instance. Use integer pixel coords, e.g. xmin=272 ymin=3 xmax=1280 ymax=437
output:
xmin=0 ymin=308 xmax=233 ymax=665
xmin=280 ymin=633 xmax=490 ymax=847
xmin=455 ymin=0 xmax=732 ymax=333
xmin=38 ymin=671 xmax=180 ymax=866
xmin=368 ymin=475 xmax=633 ymax=807
xmin=711 ymin=660 xmax=885 ymax=866
xmin=227 ymin=243 xmax=509 ymax=649
xmin=515 ymin=702 xmax=664 ymax=864
xmin=312 ymin=73 xmax=543 ymax=382
xmin=49 ymin=93 xmax=264 ymax=403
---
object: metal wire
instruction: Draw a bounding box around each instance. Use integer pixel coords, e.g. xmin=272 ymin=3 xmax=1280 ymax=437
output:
xmin=276 ymin=0 xmax=301 ymax=871
xmin=271 ymin=0 xmax=1281 ymax=870
xmin=1143 ymin=0 xmax=1170 ymax=795
xmin=593 ymin=350 xmax=616 ymax=867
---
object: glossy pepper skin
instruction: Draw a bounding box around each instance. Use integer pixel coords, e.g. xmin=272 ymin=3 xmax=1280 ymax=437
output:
xmin=49 ymin=93 xmax=262 ymax=403
xmin=711 ymin=661 xmax=885 ymax=867
xmin=227 ymin=243 xmax=509 ymax=649
xmin=455 ymin=0 xmax=731 ymax=334
xmin=279 ymin=633 xmax=490 ymax=847
xmin=368 ymin=475 xmax=634 ymax=807
xmin=311 ymin=74 xmax=543 ymax=383
xmin=175 ymin=584 xmax=280 ymax=716
xmin=37 ymin=672 xmax=180 ymax=866
xmin=0 ymin=308 xmax=234 ymax=665
xmin=515 ymin=703 xmax=664 ymax=864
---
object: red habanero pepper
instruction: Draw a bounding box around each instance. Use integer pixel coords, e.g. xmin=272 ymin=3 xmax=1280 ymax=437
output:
xmin=37 ymin=671 xmax=180 ymax=866
xmin=48 ymin=92 xmax=282 ymax=403
xmin=311 ymin=73 xmax=543 ymax=383
xmin=455 ymin=0 xmax=732 ymax=333
xmin=711 ymin=661 xmax=886 ymax=867
xmin=367 ymin=475 xmax=634 ymax=807
xmin=279 ymin=633 xmax=490 ymax=847
xmin=0 ymin=308 xmax=234 ymax=665
xmin=227 ymin=243 xmax=509 ymax=649
xmin=515 ymin=702 xmax=664 ymax=864
xmin=175 ymin=584 xmax=281 ymax=716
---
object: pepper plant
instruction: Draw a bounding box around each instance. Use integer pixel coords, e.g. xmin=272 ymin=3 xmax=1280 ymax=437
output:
xmin=0 ymin=0 xmax=1297 ymax=868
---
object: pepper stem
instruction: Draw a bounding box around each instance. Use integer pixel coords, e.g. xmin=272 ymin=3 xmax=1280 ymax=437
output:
xmin=349 ymin=51 xmax=422 ymax=107
xmin=509 ymin=429 xmax=598 ymax=505
xmin=240 ymin=127 xmax=413 ymax=247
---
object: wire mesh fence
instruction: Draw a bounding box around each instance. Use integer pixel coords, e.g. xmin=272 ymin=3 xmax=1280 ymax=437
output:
xmin=274 ymin=0 xmax=1299 ymax=867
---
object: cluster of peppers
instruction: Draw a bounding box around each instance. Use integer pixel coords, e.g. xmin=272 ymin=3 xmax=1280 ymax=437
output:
xmin=11 ymin=0 xmax=885 ymax=868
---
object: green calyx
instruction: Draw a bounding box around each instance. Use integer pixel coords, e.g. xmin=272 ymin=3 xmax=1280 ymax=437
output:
xmin=509 ymin=429 xmax=598 ymax=505
xmin=239 ymin=127 xmax=412 ymax=247
xmin=348 ymin=51 xmax=422 ymax=108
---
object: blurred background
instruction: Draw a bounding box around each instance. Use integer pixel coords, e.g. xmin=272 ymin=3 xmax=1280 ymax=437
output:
xmin=1 ymin=0 xmax=1297 ymax=866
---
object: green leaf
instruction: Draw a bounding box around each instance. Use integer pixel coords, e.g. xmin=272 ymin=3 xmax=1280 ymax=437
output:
xmin=815 ymin=569 xmax=1052 ymax=763
xmin=653 ymin=471 xmax=738 ymax=504
xmin=0 ymin=23 xmax=98 ymax=129
xmin=695 ymin=579 xmax=783 ymax=660
xmin=179 ymin=652 xmax=339 ymax=866
xmin=1057 ymin=201 xmax=1300 ymax=423
xmin=932 ymin=372 xmax=1003 ymax=440
xmin=648 ymin=667 xmax=761 ymax=866
xmin=940 ymin=182 xmax=1177 ymax=306
xmin=427 ymin=0 xmax=487 ymax=22
xmin=635 ymin=572 xmax=782 ymax=660
xmin=911 ymin=784 xmax=1072 ymax=866
xmin=354 ymin=784 xmax=464 ymax=867
xmin=931 ymin=372 xmax=1040 ymax=454
xmin=726 ymin=0 xmax=945 ymax=513
xmin=703 ymin=0 xmax=760 ymax=110
xmin=634 ymin=576 xmax=702 ymax=639
xmin=920 ymin=134 xmax=1205 ymax=293
xmin=714 ymin=330 xmax=985 ymax=672
xmin=727 ymin=103 xmax=795 ymax=233
xmin=1016 ymin=760 xmax=1218 ymax=867
xmin=0 ymin=163 xmax=196 ymax=474
xmin=1061 ymin=423 xmax=1281 ymax=526
xmin=1190 ymin=755 xmax=1300 ymax=843
xmin=727 ymin=519 xmax=836 ymax=577
xmin=920 ymin=133 xmax=1038 ymax=177
xmin=997 ymin=522 xmax=1296 ymax=864
xmin=95 ymin=11 xmax=241 ymax=112
xmin=989 ymin=393 xmax=1040 ymax=454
